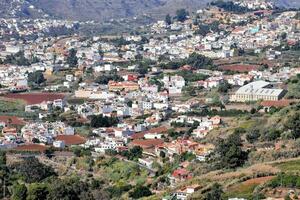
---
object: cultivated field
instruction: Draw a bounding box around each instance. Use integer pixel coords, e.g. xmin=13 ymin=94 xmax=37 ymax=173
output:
xmin=3 ymin=92 xmax=66 ymax=105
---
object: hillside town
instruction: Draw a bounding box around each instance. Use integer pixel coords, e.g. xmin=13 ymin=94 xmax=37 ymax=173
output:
xmin=0 ymin=0 xmax=300 ymax=200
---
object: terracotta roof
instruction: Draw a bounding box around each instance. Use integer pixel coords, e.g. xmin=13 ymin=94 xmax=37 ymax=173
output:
xmin=172 ymin=168 xmax=189 ymax=178
xmin=108 ymin=81 xmax=139 ymax=87
xmin=15 ymin=144 xmax=47 ymax=152
xmin=55 ymin=135 xmax=86 ymax=146
xmin=232 ymin=27 xmax=245 ymax=33
xmin=130 ymin=127 xmax=167 ymax=140
xmin=145 ymin=126 xmax=168 ymax=134
xmin=2 ymin=127 xmax=17 ymax=133
xmin=261 ymin=100 xmax=292 ymax=108
xmin=131 ymin=139 xmax=164 ymax=149
xmin=0 ymin=116 xmax=25 ymax=125
xmin=130 ymin=132 xmax=146 ymax=140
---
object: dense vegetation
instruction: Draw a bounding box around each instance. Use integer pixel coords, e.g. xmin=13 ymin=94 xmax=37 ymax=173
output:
xmin=67 ymin=48 xmax=78 ymax=68
xmin=28 ymin=71 xmax=46 ymax=86
xmin=211 ymin=1 xmax=252 ymax=13
xmin=95 ymin=73 xmax=124 ymax=84
xmin=210 ymin=132 xmax=248 ymax=169
xmin=4 ymin=51 xmax=39 ymax=66
xmin=159 ymin=52 xmax=214 ymax=70
xmin=269 ymin=173 xmax=300 ymax=188
xmin=0 ymin=152 xmax=100 ymax=200
xmin=175 ymin=9 xmax=189 ymax=22
xmin=90 ymin=115 xmax=119 ymax=128
xmin=195 ymin=21 xmax=221 ymax=36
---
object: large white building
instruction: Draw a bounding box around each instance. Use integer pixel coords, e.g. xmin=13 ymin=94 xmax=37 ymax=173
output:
xmin=230 ymin=80 xmax=285 ymax=102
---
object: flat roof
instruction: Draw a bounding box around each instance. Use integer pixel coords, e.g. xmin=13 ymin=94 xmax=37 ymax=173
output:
xmin=236 ymin=80 xmax=284 ymax=96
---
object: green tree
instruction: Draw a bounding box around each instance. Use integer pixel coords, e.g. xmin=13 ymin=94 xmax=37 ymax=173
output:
xmin=165 ymin=14 xmax=172 ymax=25
xmin=12 ymin=183 xmax=27 ymax=200
xmin=129 ymin=185 xmax=152 ymax=199
xmin=107 ymin=184 xmax=132 ymax=198
xmin=176 ymin=9 xmax=189 ymax=22
xmin=26 ymin=183 xmax=48 ymax=200
xmin=185 ymin=52 xmax=213 ymax=69
xmin=47 ymin=178 xmax=94 ymax=200
xmin=121 ymin=146 xmax=143 ymax=160
xmin=263 ymin=129 xmax=281 ymax=141
xmin=72 ymin=146 xmax=92 ymax=157
xmin=246 ymin=129 xmax=260 ymax=143
xmin=0 ymin=150 xmax=6 ymax=169
xmin=135 ymin=63 xmax=149 ymax=75
xmin=159 ymin=151 xmax=166 ymax=158
xmin=285 ymin=112 xmax=300 ymax=139
xmin=27 ymin=71 xmax=45 ymax=86
xmin=44 ymin=146 xmax=55 ymax=159
xmin=218 ymin=81 xmax=231 ymax=93
xmin=53 ymin=54 xmax=57 ymax=64
xmin=214 ymin=133 xmax=248 ymax=169
xmin=90 ymin=115 xmax=119 ymax=128
xmin=4 ymin=51 xmax=30 ymax=66
xmin=204 ymin=183 xmax=224 ymax=200
xmin=95 ymin=73 xmax=124 ymax=84
xmin=281 ymin=32 xmax=287 ymax=40
xmin=98 ymin=45 xmax=104 ymax=59
xmin=67 ymin=48 xmax=78 ymax=68
xmin=11 ymin=157 xmax=56 ymax=183
xmin=211 ymin=1 xmax=251 ymax=13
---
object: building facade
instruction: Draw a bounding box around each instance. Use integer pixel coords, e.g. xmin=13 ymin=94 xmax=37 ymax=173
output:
xmin=230 ymin=80 xmax=285 ymax=102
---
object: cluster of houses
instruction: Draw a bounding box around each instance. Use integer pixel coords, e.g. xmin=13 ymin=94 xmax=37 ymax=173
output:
xmin=0 ymin=2 xmax=300 ymax=199
xmin=0 ymin=120 xmax=84 ymax=149
xmin=149 ymin=8 xmax=300 ymax=62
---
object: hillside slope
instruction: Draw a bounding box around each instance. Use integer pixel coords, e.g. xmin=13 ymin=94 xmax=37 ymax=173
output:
xmin=274 ymin=0 xmax=300 ymax=8
xmin=0 ymin=0 xmax=212 ymax=21
xmin=0 ymin=0 xmax=299 ymax=22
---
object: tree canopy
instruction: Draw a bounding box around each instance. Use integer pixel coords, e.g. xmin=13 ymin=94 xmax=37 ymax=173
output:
xmin=90 ymin=115 xmax=119 ymax=128
xmin=28 ymin=71 xmax=46 ymax=86
xmin=165 ymin=14 xmax=172 ymax=25
xmin=4 ymin=51 xmax=31 ymax=66
xmin=204 ymin=183 xmax=224 ymax=200
xmin=213 ymin=132 xmax=248 ymax=169
xmin=11 ymin=157 xmax=56 ymax=183
xmin=129 ymin=185 xmax=152 ymax=199
xmin=159 ymin=53 xmax=214 ymax=70
xmin=67 ymin=48 xmax=78 ymax=68
xmin=211 ymin=1 xmax=252 ymax=13
xmin=95 ymin=73 xmax=124 ymax=85
xmin=176 ymin=9 xmax=189 ymax=22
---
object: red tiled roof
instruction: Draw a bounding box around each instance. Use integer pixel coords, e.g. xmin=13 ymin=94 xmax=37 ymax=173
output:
xmin=145 ymin=126 xmax=168 ymax=134
xmin=261 ymin=100 xmax=292 ymax=108
xmin=0 ymin=116 xmax=25 ymax=125
xmin=130 ymin=132 xmax=146 ymax=140
xmin=15 ymin=144 xmax=47 ymax=152
xmin=172 ymin=168 xmax=189 ymax=178
xmin=131 ymin=139 xmax=164 ymax=149
xmin=2 ymin=127 xmax=17 ymax=133
xmin=131 ymin=127 xmax=168 ymax=140
xmin=56 ymin=135 xmax=86 ymax=146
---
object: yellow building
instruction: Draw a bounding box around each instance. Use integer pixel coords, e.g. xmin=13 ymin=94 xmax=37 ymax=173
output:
xmin=230 ymin=80 xmax=286 ymax=102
